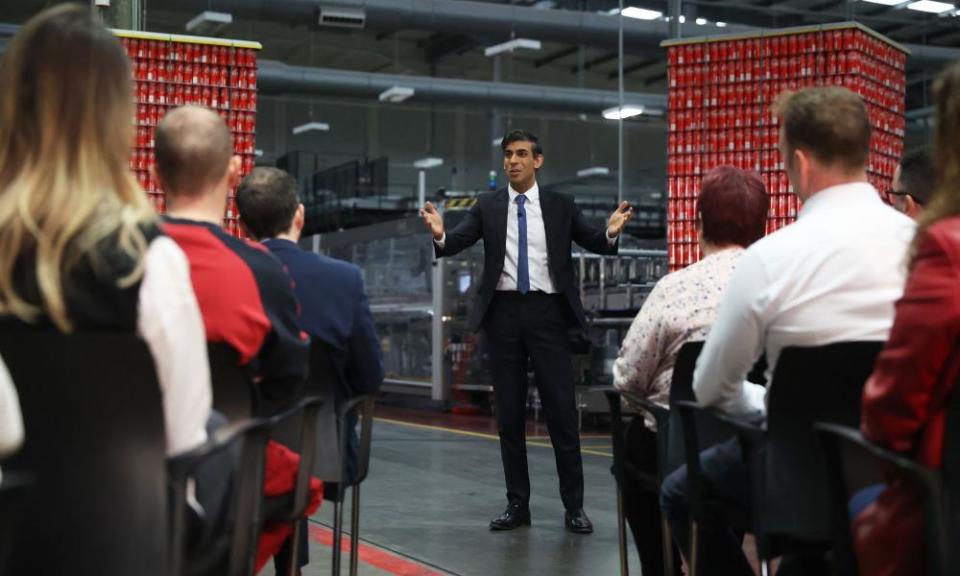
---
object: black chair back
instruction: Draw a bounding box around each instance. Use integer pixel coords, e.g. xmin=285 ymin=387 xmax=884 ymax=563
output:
xmin=208 ymin=342 xmax=257 ymax=422
xmin=665 ymin=342 xmax=707 ymax=477
xmin=757 ymin=341 xmax=883 ymax=552
xmin=0 ymin=331 xmax=169 ymax=576
xmin=817 ymin=423 xmax=948 ymax=576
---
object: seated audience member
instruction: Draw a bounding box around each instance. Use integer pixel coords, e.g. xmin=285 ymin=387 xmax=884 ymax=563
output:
xmin=0 ymin=5 xmax=210 ymax=459
xmin=237 ymin=167 xmax=385 ymax=573
xmin=660 ymin=87 xmax=915 ymax=576
xmin=153 ymin=105 xmax=316 ymax=573
xmin=0 ymin=356 xmax=23 ymax=483
xmin=889 ymin=148 xmax=934 ymax=219
xmin=612 ymin=166 xmax=768 ymax=576
xmin=855 ymin=62 xmax=960 ymax=576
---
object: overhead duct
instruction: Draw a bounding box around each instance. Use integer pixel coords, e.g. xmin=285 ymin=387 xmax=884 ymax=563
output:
xmin=257 ymin=59 xmax=667 ymax=112
xmin=151 ymin=0 xmax=960 ymax=66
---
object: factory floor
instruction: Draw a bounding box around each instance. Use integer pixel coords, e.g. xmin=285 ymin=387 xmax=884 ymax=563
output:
xmin=262 ymin=404 xmax=642 ymax=576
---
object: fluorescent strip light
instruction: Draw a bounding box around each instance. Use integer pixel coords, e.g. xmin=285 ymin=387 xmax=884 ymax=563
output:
xmin=861 ymin=0 xmax=907 ymax=4
xmin=907 ymin=0 xmax=954 ymax=12
xmin=414 ymin=157 xmax=444 ymax=169
xmin=185 ymin=11 xmax=233 ymax=35
xmin=484 ymin=38 xmax=542 ymax=57
xmin=621 ymin=6 xmax=663 ymax=20
xmin=577 ymin=166 xmax=610 ymax=178
xmin=716 ymin=21 xmax=728 ymax=27
xmin=378 ymin=86 xmax=415 ymax=103
xmin=492 ymin=137 xmax=503 ymax=147
xmin=291 ymin=122 xmax=330 ymax=135
xmin=602 ymin=105 xmax=645 ymax=120
xmin=695 ymin=17 xmax=708 ymax=25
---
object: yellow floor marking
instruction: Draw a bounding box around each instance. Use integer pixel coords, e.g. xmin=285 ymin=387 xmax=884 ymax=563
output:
xmin=375 ymin=417 xmax=613 ymax=458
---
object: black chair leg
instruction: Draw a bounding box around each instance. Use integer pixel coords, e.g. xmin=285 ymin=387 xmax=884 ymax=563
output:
xmin=661 ymin=514 xmax=675 ymax=576
xmin=616 ymin=485 xmax=629 ymax=576
xmin=286 ymin=521 xmax=302 ymax=576
xmin=689 ymin=520 xmax=700 ymax=576
xmin=332 ymin=500 xmax=343 ymax=576
xmin=349 ymin=484 xmax=361 ymax=576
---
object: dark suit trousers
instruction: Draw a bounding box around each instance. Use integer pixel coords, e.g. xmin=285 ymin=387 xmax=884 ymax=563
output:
xmin=484 ymin=291 xmax=584 ymax=511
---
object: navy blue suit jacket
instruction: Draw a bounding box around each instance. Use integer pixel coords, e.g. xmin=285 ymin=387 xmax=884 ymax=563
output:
xmin=263 ymin=238 xmax=384 ymax=401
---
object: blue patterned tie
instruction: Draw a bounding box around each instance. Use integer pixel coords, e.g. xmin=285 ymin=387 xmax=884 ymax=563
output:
xmin=516 ymin=194 xmax=530 ymax=294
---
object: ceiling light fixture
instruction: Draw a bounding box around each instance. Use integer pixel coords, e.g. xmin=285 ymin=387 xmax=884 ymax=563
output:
xmin=695 ymin=17 xmax=708 ymax=25
xmin=906 ymin=0 xmax=954 ymax=12
xmin=484 ymin=38 xmax=542 ymax=57
xmin=413 ymin=157 xmax=444 ymax=169
xmin=602 ymin=105 xmax=645 ymax=120
xmin=716 ymin=21 xmax=728 ymax=27
xmin=577 ymin=166 xmax=610 ymax=178
xmin=291 ymin=122 xmax=330 ymax=135
xmin=861 ymin=0 xmax=908 ymax=5
xmin=185 ymin=11 xmax=233 ymax=35
xmin=378 ymin=86 xmax=415 ymax=103
xmin=621 ymin=6 xmax=663 ymax=20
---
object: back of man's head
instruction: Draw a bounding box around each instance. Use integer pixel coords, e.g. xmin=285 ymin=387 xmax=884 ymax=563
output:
xmin=775 ymin=87 xmax=871 ymax=175
xmin=155 ymin=105 xmax=233 ymax=198
xmin=236 ymin=167 xmax=300 ymax=240
xmin=697 ymin=166 xmax=769 ymax=248
xmin=898 ymin=148 xmax=935 ymax=206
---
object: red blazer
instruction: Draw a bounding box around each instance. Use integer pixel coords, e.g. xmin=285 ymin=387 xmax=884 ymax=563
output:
xmin=855 ymin=216 xmax=960 ymax=576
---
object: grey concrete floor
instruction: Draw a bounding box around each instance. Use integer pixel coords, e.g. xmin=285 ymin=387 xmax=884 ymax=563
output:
xmin=263 ymin=417 xmax=644 ymax=576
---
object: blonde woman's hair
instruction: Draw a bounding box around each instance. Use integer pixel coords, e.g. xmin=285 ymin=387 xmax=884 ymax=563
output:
xmin=912 ymin=62 xmax=960 ymax=262
xmin=0 ymin=5 xmax=154 ymax=331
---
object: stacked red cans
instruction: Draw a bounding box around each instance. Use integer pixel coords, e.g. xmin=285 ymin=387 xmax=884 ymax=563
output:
xmin=118 ymin=32 xmax=261 ymax=238
xmin=663 ymin=23 xmax=907 ymax=271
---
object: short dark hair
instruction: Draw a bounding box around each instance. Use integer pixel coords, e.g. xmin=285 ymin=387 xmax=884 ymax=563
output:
xmin=697 ymin=166 xmax=769 ymax=248
xmin=155 ymin=105 xmax=233 ymax=197
xmin=236 ymin=167 xmax=300 ymax=240
xmin=501 ymin=129 xmax=543 ymax=157
xmin=774 ymin=87 xmax=871 ymax=173
xmin=898 ymin=148 xmax=935 ymax=205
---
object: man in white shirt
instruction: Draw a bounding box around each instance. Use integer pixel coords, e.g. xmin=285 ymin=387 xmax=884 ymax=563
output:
xmin=660 ymin=87 xmax=915 ymax=575
xmin=419 ymin=130 xmax=633 ymax=534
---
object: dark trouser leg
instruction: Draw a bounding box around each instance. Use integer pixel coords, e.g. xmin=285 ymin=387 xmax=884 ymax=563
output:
xmin=660 ymin=438 xmax=754 ymax=576
xmin=623 ymin=421 xmax=682 ymax=576
xmin=485 ymin=295 xmax=531 ymax=507
xmin=274 ymin=518 xmax=310 ymax=574
xmin=524 ymin=294 xmax=583 ymax=511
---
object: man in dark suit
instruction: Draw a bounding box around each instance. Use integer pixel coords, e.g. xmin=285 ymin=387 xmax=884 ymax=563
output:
xmin=236 ymin=166 xmax=384 ymax=574
xmin=419 ymin=129 xmax=633 ymax=533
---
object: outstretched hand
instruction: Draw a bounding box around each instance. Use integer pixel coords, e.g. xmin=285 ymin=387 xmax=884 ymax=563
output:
xmin=419 ymin=201 xmax=445 ymax=240
xmin=607 ymin=201 xmax=634 ymax=238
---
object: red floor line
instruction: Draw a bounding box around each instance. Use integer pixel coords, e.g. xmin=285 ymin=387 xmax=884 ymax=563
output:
xmin=308 ymin=524 xmax=447 ymax=576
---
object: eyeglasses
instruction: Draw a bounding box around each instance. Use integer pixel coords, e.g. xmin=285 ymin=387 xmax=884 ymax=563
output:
xmin=886 ymin=188 xmax=923 ymax=206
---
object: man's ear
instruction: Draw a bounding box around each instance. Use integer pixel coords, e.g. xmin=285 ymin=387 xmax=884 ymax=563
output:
xmin=227 ymin=155 xmax=242 ymax=188
xmin=294 ymin=203 xmax=305 ymax=232
xmin=533 ymin=154 xmax=544 ymax=170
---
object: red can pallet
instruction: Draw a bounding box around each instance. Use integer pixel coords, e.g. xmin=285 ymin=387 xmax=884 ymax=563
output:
xmin=662 ymin=22 xmax=908 ymax=271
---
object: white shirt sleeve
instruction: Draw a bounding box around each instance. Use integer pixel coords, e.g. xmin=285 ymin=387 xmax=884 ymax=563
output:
xmin=434 ymin=232 xmax=446 ymax=249
xmin=137 ymin=237 xmax=211 ymax=456
xmin=0 ymin=355 xmax=24 ymax=459
xmin=693 ymin=249 xmax=769 ymax=416
xmin=606 ymin=229 xmax=618 ymax=245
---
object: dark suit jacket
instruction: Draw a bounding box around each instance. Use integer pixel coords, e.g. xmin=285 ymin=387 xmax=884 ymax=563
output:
xmin=434 ymin=187 xmax=618 ymax=332
xmin=263 ymin=238 xmax=384 ymax=400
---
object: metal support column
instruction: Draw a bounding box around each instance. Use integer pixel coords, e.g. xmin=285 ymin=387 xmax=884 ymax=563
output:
xmin=431 ymin=257 xmax=446 ymax=402
xmin=669 ymin=0 xmax=682 ymax=39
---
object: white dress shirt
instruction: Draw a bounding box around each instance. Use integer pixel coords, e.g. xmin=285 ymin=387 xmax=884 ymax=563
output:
xmin=435 ymin=181 xmax=617 ymax=293
xmin=498 ymin=183 xmax=556 ymax=293
xmin=0 ymin=354 xmax=23 ymax=484
xmin=138 ymin=236 xmax=212 ymax=456
xmin=693 ymin=182 xmax=915 ymax=416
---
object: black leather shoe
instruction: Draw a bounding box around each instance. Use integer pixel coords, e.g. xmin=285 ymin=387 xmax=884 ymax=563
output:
xmin=489 ymin=503 xmax=531 ymax=531
xmin=564 ymin=508 xmax=593 ymax=534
